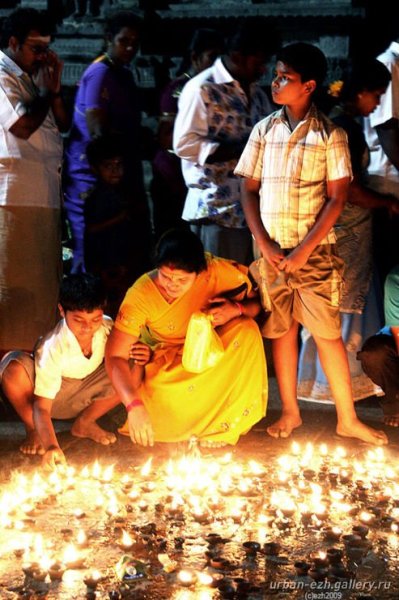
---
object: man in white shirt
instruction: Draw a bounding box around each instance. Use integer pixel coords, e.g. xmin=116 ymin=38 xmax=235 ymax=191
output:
xmin=0 ymin=274 xmax=149 ymax=469
xmin=363 ymin=37 xmax=399 ymax=281
xmin=173 ymin=19 xmax=279 ymax=265
xmin=0 ymin=7 xmax=69 ymax=354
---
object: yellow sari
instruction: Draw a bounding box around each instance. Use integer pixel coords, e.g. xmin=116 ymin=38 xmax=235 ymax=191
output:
xmin=116 ymin=255 xmax=267 ymax=444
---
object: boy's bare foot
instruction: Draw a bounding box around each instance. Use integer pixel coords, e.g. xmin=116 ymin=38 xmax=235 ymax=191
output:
xmin=71 ymin=420 xmax=117 ymax=445
xmin=336 ymin=419 xmax=388 ymax=445
xmin=20 ymin=430 xmax=45 ymax=455
xmin=267 ymin=414 xmax=302 ymax=438
xmin=382 ymin=414 xmax=399 ymax=427
xmin=199 ymin=440 xmax=227 ymax=448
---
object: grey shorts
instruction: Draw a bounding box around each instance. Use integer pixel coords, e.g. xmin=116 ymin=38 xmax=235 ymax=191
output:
xmin=0 ymin=351 xmax=115 ymax=419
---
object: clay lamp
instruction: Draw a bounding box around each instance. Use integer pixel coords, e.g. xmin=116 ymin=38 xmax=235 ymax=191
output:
xmin=206 ymin=533 xmax=224 ymax=546
xmin=83 ymin=569 xmax=103 ymax=590
xmin=263 ymin=541 xmax=281 ymax=556
xmin=326 ymin=547 xmax=343 ymax=565
xmin=217 ymin=579 xmax=236 ymax=598
xmin=242 ymin=541 xmax=261 ymax=557
xmin=309 ymin=550 xmax=329 ymax=567
xmin=48 ymin=562 xmax=66 ymax=581
xmin=177 ymin=569 xmax=197 ymax=587
xmin=13 ymin=545 xmax=27 ymax=559
xmin=322 ymin=526 xmax=342 ymax=542
xmin=352 ymin=524 xmax=369 ymax=539
xmin=174 ymin=536 xmax=185 ymax=550
xmin=342 ymin=533 xmax=363 ymax=548
xmin=209 ymin=556 xmax=230 ymax=570
xmin=118 ymin=529 xmax=134 ymax=551
xmin=308 ymin=566 xmax=328 ymax=581
xmin=197 ymin=571 xmax=214 ymax=587
xmin=22 ymin=561 xmax=40 ymax=577
xmin=31 ymin=567 xmax=47 ymax=582
xmin=294 ymin=560 xmax=311 ymax=576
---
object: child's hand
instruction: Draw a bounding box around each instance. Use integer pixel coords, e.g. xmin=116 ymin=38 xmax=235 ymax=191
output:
xmin=129 ymin=342 xmax=152 ymax=366
xmin=42 ymin=446 xmax=67 ymax=471
xmin=278 ymin=246 xmax=310 ymax=273
xmin=261 ymin=240 xmax=285 ymax=273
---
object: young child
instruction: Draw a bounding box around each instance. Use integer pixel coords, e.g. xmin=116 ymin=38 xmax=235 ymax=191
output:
xmin=0 ymin=273 xmax=150 ymax=469
xmin=84 ymin=134 xmax=152 ymax=317
xmin=235 ymin=42 xmax=387 ymax=446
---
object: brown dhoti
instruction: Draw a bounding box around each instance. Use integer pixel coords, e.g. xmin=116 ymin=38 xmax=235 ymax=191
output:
xmin=0 ymin=206 xmax=62 ymax=351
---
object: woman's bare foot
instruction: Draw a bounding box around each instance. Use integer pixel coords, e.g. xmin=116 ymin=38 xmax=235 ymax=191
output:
xmin=199 ymin=440 xmax=227 ymax=448
xmin=336 ymin=419 xmax=388 ymax=445
xmin=383 ymin=414 xmax=399 ymax=427
xmin=20 ymin=430 xmax=45 ymax=455
xmin=71 ymin=420 xmax=117 ymax=445
xmin=267 ymin=413 xmax=302 ymax=438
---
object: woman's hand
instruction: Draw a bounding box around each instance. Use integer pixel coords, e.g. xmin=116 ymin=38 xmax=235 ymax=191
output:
xmin=128 ymin=406 xmax=154 ymax=447
xmin=129 ymin=342 xmax=152 ymax=366
xmin=206 ymin=297 xmax=242 ymax=326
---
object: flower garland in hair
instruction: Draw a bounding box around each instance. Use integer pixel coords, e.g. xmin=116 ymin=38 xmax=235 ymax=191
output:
xmin=328 ymin=80 xmax=344 ymax=98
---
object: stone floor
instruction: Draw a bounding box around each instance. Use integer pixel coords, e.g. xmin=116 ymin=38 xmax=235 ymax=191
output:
xmin=1 ymin=375 xmax=399 ymax=599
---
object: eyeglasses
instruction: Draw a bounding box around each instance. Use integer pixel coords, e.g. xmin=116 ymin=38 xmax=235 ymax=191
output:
xmin=23 ymin=43 xmax=50 ymax=56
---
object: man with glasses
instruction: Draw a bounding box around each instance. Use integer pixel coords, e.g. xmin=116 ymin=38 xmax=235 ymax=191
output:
xmin=0 ymin=8 xmax=69 ymax=356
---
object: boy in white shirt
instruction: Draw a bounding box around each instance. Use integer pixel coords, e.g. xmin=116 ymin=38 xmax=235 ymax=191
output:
xmin=0 ymin=273 xmax=149 ymax=468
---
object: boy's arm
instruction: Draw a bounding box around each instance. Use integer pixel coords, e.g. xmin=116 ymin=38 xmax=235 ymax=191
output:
xmin=279 ymin=176 xmax=351 ymax=273
xmin=241 ymin=177 xmax=285 ymax=269
xmin=32 ymin=396 xmax=66 ymax=469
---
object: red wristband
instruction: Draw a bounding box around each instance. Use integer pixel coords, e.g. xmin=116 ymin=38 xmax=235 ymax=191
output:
xmin=234 ymin=301 xmax=243 ymax=316
xmin=126 ymin=398 xmax=144 ymax=412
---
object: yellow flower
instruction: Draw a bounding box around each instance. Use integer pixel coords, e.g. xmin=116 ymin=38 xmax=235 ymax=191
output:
xmin=328 ymin=80 xmax=344 ymax=98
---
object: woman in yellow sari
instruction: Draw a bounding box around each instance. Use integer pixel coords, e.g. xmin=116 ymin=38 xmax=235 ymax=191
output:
xmin=105 ymin=229 xmax=267 ymax=447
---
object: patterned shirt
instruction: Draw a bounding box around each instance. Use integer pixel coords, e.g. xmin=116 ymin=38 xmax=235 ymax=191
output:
xmin=173 ymin=57 xmax=274 ymax=228
xmin=235 ymin=104 xmax=352 ymax=248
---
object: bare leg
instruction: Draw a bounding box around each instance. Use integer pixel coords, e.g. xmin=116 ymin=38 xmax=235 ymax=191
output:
xmin=1 ymin=361 xmax=44 ymax=454
xmin=267 ymin=320 xmax=302 ymax=438
xmin=71 ymin=394 xmax=121 ymax=445
xmin=314 ymin=335 xmax=387 ymax=445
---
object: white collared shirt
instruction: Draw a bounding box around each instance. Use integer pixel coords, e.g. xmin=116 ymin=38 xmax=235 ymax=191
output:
xmin=0 ymin=50 xmax=63 ymax=207
xmin=173 ymin=57 xmax=273 ymax=227
xmin=363 ymin=41 xmax=399 ymax=182
xmin=34 ymin=316 xmax=113 ymax=399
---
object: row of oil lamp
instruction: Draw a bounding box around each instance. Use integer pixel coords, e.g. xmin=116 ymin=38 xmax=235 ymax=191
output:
xmin=1 ymin=443 xmax=399 ymax=596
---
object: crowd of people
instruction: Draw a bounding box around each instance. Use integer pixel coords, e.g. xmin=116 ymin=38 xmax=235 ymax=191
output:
xmin=0 ymin=7 xmax=398 ymax=467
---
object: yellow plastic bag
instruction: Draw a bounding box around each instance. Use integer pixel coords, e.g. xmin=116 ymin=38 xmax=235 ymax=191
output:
xmin=182 ymin=311 xmax=225 ymax=373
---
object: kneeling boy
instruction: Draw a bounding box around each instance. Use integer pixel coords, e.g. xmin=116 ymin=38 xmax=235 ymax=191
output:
xmin=0 ymin=273 xmax=149 ymax=468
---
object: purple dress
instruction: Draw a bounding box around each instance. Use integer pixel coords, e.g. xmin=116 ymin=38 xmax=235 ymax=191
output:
xmin=64 ymin=57 xmax=148 ymax=272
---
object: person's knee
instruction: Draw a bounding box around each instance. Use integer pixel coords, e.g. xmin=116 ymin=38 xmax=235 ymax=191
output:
xmin=2 ymin=360 xmax=33 ymax=398
xmin=358 ymin=335 xmax=392 ymax=370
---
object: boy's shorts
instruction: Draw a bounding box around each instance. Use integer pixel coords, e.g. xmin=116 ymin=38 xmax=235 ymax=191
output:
xmin=250 ymin=244 xmax=344 ymax=340
xmin=0 ymin=351 xmax=115 ymax=419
